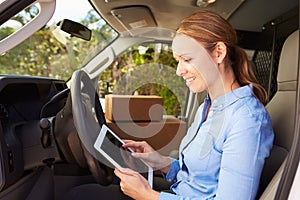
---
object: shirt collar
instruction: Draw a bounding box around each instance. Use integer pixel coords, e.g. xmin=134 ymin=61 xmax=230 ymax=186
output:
xmin=206 ymin=84 xmax=254 ymax=111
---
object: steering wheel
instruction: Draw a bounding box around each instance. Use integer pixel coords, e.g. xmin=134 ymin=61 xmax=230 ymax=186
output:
xmin=70 ymin=69 xmax=114 ymax=185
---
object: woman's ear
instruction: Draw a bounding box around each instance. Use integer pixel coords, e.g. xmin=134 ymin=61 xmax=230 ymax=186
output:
xmin=215 ymin=42 xmax=227 ymax=64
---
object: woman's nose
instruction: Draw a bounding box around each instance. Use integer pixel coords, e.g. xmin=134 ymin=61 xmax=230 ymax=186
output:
xmin=176 ymin=61 xmax=187 ymax=76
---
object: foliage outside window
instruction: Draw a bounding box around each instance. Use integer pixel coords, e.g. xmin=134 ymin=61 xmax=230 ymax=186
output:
xmin=99 ymin=43 xmax=188 ymax=116
xmin=0 ymin=5 xmax=118 ymax=80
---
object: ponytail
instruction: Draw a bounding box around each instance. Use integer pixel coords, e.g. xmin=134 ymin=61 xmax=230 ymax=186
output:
xmin=230 ymin=46 xmax=268 ymax=105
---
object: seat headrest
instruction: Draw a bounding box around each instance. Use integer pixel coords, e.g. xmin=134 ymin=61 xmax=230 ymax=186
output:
xmin=277 ymin=30 xmax=299 ymax=84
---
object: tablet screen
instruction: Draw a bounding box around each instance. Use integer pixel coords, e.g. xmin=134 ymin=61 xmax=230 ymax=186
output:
xmin=100 ymin=129 xmax=148 ymax=173
xmin=94 ymin=124 xmax=153 ymax=187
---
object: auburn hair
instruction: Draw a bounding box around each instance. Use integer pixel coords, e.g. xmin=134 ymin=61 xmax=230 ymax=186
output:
xmin=176 ymin=10 xmax=268 ymax=105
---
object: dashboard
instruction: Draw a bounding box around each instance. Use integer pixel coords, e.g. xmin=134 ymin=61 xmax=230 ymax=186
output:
xmin=0 ymin=75 xmax=68 ymax=190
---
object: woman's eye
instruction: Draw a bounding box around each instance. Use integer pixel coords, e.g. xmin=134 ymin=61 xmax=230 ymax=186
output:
xmin=183 ymin=58 xmax=192 ymax=62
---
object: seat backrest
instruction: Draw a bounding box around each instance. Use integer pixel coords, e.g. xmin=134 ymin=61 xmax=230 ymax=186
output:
xmin=267 ymin=30 xmax=299 ymax=150
xmin=257 ymin=30 xmax=299 ymax=198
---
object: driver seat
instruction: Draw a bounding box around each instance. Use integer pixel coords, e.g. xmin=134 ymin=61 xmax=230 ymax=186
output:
xmin=258 ymin=29 xmax=299 ymax=198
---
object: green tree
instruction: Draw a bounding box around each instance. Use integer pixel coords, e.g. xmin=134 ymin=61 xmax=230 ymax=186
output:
xmin=100 ymin=44 xmax=187 ymax=116
xmin=0 ymin=7 xmax=117 ymax=80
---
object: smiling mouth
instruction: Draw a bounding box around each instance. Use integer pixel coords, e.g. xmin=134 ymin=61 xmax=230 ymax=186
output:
xmin=186 ymin=77 xmax=196 ymax=83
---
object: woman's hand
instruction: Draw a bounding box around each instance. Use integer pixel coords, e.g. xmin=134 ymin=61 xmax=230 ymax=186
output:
xmin=114 ymin=168 xmax=160 ymax=200
xmin=122 ymin=140 xmax=171 ymax=172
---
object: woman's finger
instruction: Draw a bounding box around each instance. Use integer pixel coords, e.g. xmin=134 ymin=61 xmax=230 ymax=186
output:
xmin=123 ymin=141 xmax=143 ymax=148
xmin=122 ymin=139 xmax=134 ymax=143
xmin=119 ymin=167 xmax=139 ymax=175
xmin=114 ymin=168 xmax=137 ymax=177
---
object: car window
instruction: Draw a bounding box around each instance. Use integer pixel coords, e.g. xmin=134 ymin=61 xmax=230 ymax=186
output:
xmin=0 ymin=0 xmax=118 ymax=80
xmin=0 ymin=3 xmax=39 ymax=37
xmin=98 ymin=42 xmax=189 ymax=117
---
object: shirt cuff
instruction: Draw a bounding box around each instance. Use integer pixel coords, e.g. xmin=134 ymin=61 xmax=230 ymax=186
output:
xmin=163 ymin=158 xmax=180 ymax=182
xmin=159 ymin=191 xmax=179 ymax=200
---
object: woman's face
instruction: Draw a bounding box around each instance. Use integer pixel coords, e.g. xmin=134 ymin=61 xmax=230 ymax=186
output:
xmin=172 ymin=33 xmax=220 ymax=93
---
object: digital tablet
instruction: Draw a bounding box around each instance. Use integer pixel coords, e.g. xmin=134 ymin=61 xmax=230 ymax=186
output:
xmin=94 ymin=124 xmax=153 ymax=187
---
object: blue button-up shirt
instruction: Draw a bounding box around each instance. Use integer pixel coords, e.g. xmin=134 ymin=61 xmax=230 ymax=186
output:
xmin=159 ymin=85 xmax=274 ymax=200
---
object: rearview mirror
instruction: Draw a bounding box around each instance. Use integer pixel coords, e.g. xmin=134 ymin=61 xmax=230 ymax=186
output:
xmin=57 ymin=19 xmax=92 ymax=41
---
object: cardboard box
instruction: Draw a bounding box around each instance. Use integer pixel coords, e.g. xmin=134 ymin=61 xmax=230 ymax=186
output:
xmin=106 ymin=115 xmax=187 ymax=156
xmin=105 ymin=94 xmax=163 ymax=122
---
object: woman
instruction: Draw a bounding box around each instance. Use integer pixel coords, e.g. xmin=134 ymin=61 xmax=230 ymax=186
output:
xmin=66 ymin=10 xmax=274 ymax=200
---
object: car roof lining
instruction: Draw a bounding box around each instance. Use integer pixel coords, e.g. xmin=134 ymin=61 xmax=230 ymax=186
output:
xmin=90 ymin=0 xmax=298 ymax=33
xmin=90 ymin=0 xmax=244 ymax=33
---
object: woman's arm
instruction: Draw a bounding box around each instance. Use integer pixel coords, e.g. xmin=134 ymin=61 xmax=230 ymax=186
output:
xmin=216 ymin=114 xmax=274 ymax=199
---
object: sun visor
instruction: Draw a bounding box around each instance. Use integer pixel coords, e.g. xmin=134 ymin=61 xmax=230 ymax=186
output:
xmin=111 ymin=6 xmax=157 ymax=35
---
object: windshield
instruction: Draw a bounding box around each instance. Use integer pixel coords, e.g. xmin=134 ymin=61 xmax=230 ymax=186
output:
xmin=0 ymin=0 xmax=118 ymax=80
